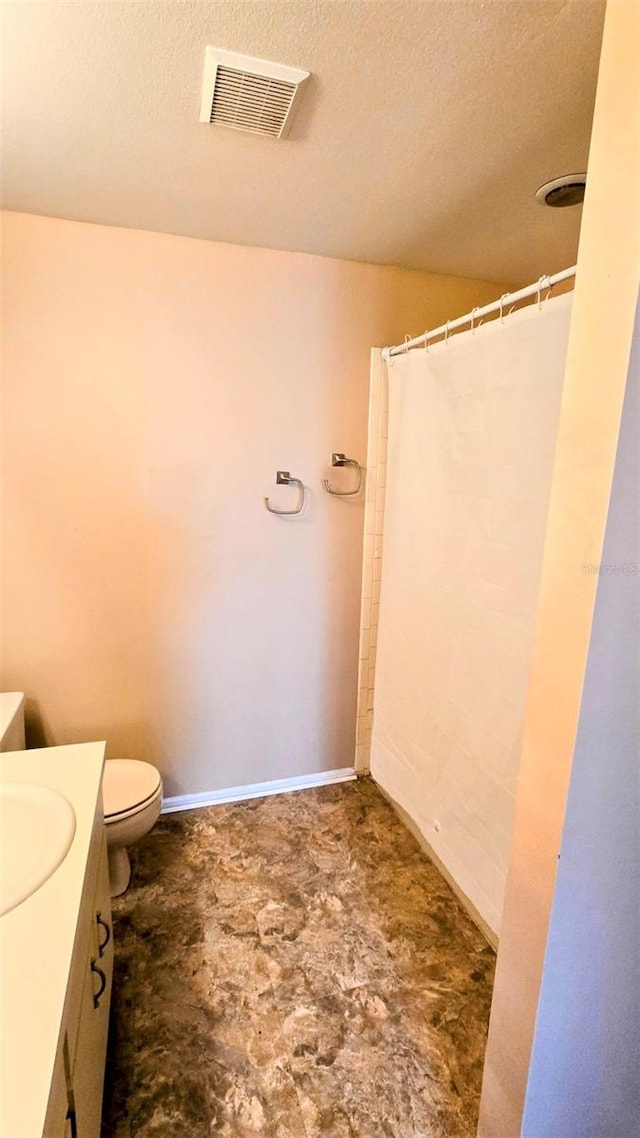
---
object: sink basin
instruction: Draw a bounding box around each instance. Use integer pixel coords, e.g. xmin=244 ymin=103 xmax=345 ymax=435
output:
xmin=0 ymin=783 xmax=76 ymax=917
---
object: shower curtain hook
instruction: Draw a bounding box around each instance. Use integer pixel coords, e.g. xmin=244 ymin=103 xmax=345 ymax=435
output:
xmin=470 ymin=307 xmax=479 ymax=334
xmin=536 ymin=276 xmax=545 ymax=310
xmin=403 ymin=334 xmax=411 ymax=354
xmin=423 ymin=331 xmax=430 ymax=354
xmin=445 ymin=320 xmax=451 ymax=345
xmin=499 ymin=294 xmax=509 ymax=323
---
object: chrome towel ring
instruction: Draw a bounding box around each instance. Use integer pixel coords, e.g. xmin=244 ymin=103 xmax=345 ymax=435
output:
xmin=264 ymin=471 xmax=306 ymax=515
xmin=322 ymin=453 xmax=362 ymax=497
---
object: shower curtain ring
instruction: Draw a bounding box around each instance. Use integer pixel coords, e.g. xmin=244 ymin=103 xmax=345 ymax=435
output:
xmin=499 ymin=294 xmax=509 ymax=323
xmin=445 ymin=320 xmax=451 ymax=345
xmin=470 ymin=307 xmax=479 ymax=334
xmin=403 ymin=334 xmax=411 ymax=354
xmin=536 ymin=276 xmax=545 ymax=310
xmin=423 ymin=331 xmax=429 ymax=354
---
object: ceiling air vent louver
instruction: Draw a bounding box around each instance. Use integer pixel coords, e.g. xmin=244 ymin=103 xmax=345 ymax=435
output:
xmin=199 ymin=48 xmax=310 ymax=139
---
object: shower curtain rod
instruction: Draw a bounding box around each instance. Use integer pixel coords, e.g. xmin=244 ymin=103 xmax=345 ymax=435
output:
xmin=382 ymin=264 xmax=577 ymax=360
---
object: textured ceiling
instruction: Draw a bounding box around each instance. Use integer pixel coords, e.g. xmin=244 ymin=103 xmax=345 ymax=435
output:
xmin=1 ymin=0 xmax=605 ymax=284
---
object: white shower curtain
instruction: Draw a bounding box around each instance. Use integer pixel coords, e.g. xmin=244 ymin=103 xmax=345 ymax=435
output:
xmin=371 ymin=293 xmax=573 ymax=938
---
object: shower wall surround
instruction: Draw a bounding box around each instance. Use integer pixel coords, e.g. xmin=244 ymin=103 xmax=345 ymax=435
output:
xmin=0 ymin=211 xmax=501 ymax=798
xmin=371 ymin=295 xmax=573 ymax=938
xmin=355 ymin=351 xmax=387 ymax=771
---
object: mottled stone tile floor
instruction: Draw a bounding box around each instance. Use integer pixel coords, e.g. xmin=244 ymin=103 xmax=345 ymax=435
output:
xmin=102 ymin=777 xmax=495 ymax=1138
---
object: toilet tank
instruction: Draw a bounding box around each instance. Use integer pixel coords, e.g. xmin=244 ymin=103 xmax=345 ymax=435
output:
xmin=0 ymin=693 xmax=26 ymax=751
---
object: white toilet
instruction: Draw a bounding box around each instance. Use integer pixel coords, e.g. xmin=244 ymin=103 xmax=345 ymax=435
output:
xmin=102 ymin=759 xmax=163 ymax=897
xmin=0 ymin=693 xmax=163 ymax=898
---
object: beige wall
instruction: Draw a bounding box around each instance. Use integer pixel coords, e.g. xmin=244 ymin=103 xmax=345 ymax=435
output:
xmin=522 ymin=302 xmax=639 ymax=1136
xmin=478 ymin=0 xmax=640 ymax=1133
xmin=0 ymin=211 xmax=501 ymax=796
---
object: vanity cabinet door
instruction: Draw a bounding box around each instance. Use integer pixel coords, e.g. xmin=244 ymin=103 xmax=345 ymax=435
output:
xmin=72 ymin=835 xmax=113 ymax=1138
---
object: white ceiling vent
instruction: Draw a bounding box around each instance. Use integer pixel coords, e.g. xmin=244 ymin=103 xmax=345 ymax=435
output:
xmin=199 ymin=48 xmax=309 ymax=139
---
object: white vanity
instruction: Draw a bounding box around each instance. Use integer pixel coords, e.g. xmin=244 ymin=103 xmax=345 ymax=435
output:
xmin=0 ymin=743 xmax=113 ymax=1138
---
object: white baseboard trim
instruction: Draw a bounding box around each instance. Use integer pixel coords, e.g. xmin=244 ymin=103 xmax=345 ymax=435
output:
xmin=161 ymin=767 xmax=357 ymax=815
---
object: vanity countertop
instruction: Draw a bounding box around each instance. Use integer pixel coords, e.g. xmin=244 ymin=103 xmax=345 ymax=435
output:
xmin=0 ymin=742 xmax=106 ymax=1138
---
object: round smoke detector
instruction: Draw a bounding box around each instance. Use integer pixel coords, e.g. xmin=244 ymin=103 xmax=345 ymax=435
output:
xmin=535 ymin=174 xmax=586 ymax=207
